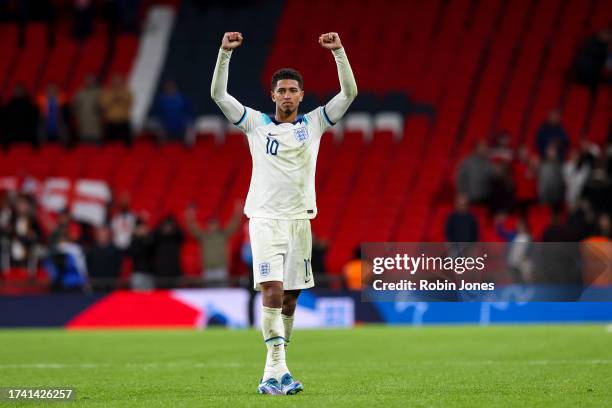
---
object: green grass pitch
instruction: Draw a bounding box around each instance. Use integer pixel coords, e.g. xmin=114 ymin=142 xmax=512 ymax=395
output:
xmin=0 ymin=325 xmax=611 ymax=407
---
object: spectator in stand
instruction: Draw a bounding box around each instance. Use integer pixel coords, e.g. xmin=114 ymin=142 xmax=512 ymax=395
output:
xmin=72 ymin=0 xmax=94 ymax=41
xmin=582 ymin=213 xmax=612 ymax=286
xmin=311 ymin=233 xmax=329 ymax=279
xmin=536 ymin=110 xmax=569 ymax=160
xmin=542 ymin=210 xmax=575 ymax=241
xmin=488 ymin=161 xmax=515 ymax=214
xmin=86 ymin=225 xmax=122 ymax=290
xmin=8 ymin=194 xmax=42 ymax=270
xmin=445 ymin=194 xmax=479 ymax=243
xmin=343 ymin=247 xmax=372 ymax=290
xmin=110 ymin=194 xmax=136 ymax=252
xmin=563 ymin=149 xmax=591 ymax=210
xmin=45 ymin=231 xmax=88 ymax=292
xmin=571 ymin=27 xmax=611 ymax=95
xmin=73 ymin=74 xmax=102 ymax=144
xmin=129 ymin=217 xmax=155 ymax=291
xmin=538 ymin=143 xmax=565 ymax=211
xmin=103 ymin=0 xmax=140 ymax=37
xmin=100 ymin=73 xmax=133 ymax=145
xmin=581 ymin=163 xmax=612 ymax=216
xmin=152 ymin=215 xmax=184 ymax=287
xmin=48 ymin=209 xmax=82 ymax=252
xmin=537 ymin=210 xmax=582 ymax=287
xmin=592 ymin=213 xmax=611 ymax=240
xmin=605 ymin=138 xmax=612 ymax=179
xmin=154 ymin=80 xmax=193 ymax=142
xmin=185 ymin=201 xmax=243 ymax=287
xmin=457 ymin=140 xmax=493 ymax=204
xmin=567 ymin=199 xmax=596 ymax=241
xmin=489 ymin=135 xmax=516 ymax=214
xmin=0 ymin=84 xmax=40 ymax=149
xmin=489 ymin=131 xmax=514 ymax=164
xmin=607 ymin=43 xmax=612 ymax=85
xmin=117 ymin=0 xmax=140 ymax=34
xmin=0 ymin=193 xmax=12 ymax=272
xmin=577 ymin=137 xmax=601 ymax=168
xmin=512 ymin=144 xmax=539 ymax=215
xmin=495 ymin=213 xmax=532 ymax=283
xmin=37 ymin=83 xmax=69 ymax=144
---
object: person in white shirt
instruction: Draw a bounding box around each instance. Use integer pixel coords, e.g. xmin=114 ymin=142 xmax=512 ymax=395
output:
xmin=211 ymin=31 xmax=357 ymax=395
xmin=110 ymin=196 xmax=135 ymax=251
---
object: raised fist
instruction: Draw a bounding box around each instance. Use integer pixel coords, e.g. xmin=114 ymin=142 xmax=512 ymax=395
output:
xmin=318 ymin=32 xmax=342 ymax=50
xmin=221 ymin=32 xmax=243 ymax=51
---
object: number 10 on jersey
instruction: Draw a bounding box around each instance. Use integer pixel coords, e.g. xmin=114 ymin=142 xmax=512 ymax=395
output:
xmin=266 ymin=137 xmax=279 ymax=155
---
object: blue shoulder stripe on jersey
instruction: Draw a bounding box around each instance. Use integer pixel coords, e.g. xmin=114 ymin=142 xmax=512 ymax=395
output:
xmin=233 ymin=107 xmax=248 ymax=126
xmin=262 ymin=113 xmax=272 ymax=124
xmin=264 ymin=336 xmax=285 ymax=343
xmin=322 ymin=106 xmax=335 ymax=126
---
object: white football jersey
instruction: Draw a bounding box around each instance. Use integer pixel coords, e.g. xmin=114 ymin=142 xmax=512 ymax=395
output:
xmin=235 ymin=105 xmax=334 ymax=220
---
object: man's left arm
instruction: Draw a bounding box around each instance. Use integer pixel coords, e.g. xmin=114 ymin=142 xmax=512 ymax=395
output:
xmin=320 ymin=32 xmax=358 ymax=124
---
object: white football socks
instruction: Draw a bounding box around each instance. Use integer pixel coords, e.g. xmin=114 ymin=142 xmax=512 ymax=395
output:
xmin=261 ymin=306 xmax=288 ymax=381
xmin=282 ymin=314 xmax=294 ymax=347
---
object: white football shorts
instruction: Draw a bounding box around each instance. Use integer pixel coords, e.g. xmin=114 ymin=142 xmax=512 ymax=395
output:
xmin=249 ymin=218 xmax=314 ymax=291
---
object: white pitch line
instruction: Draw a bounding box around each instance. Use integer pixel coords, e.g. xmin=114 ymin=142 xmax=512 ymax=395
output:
xmin=1 ymin=360 xmax=611 ymax=369
xmin=0 ymin=362 xmax=249 ymax=369
xmin=389 ymin=360 xmax=612 ymax=366
xmin=606 ymin=325 xmax=612 ymax=333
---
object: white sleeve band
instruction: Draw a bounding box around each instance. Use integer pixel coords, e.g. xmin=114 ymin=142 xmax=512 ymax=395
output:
xmin=210 ymin=48 xmax=246 ymax=124
xmin=324 ymin=47 xmax=358 ymax=124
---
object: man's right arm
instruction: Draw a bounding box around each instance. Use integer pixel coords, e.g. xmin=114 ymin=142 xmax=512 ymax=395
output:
xmin=211 ymin=48 xmax=246 ymax=125
xmin=211 ymin=32 xmax=266 ymax=132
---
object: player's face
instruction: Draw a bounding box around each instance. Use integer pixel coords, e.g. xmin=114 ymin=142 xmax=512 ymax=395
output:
xmin=271 ymin=79 xmax=304 ymax=115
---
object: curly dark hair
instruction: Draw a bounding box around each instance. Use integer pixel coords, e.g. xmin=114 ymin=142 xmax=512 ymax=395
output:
xmin=271 ymin=68 xmax=303 ymax=90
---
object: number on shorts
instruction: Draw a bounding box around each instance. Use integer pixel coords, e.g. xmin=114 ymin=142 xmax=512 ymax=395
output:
xmin=304 ymin=259 xmax=311 ymax=283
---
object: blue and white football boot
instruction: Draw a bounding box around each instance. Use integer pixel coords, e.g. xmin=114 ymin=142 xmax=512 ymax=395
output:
xmin=280 ymin=373 xmax=304 ymax=395
xmin=257 ymin=378 xmax=283 ymax=395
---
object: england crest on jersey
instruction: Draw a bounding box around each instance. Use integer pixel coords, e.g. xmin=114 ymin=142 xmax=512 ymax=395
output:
xmin=294 ymin=126 xmax=309 ymax=143
xmin=259 ymin=262 xmax=270 ymax=277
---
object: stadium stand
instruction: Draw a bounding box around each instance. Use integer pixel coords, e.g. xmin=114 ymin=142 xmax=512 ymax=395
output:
xmin=1 ymin=0 xmax=611 ymax=291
